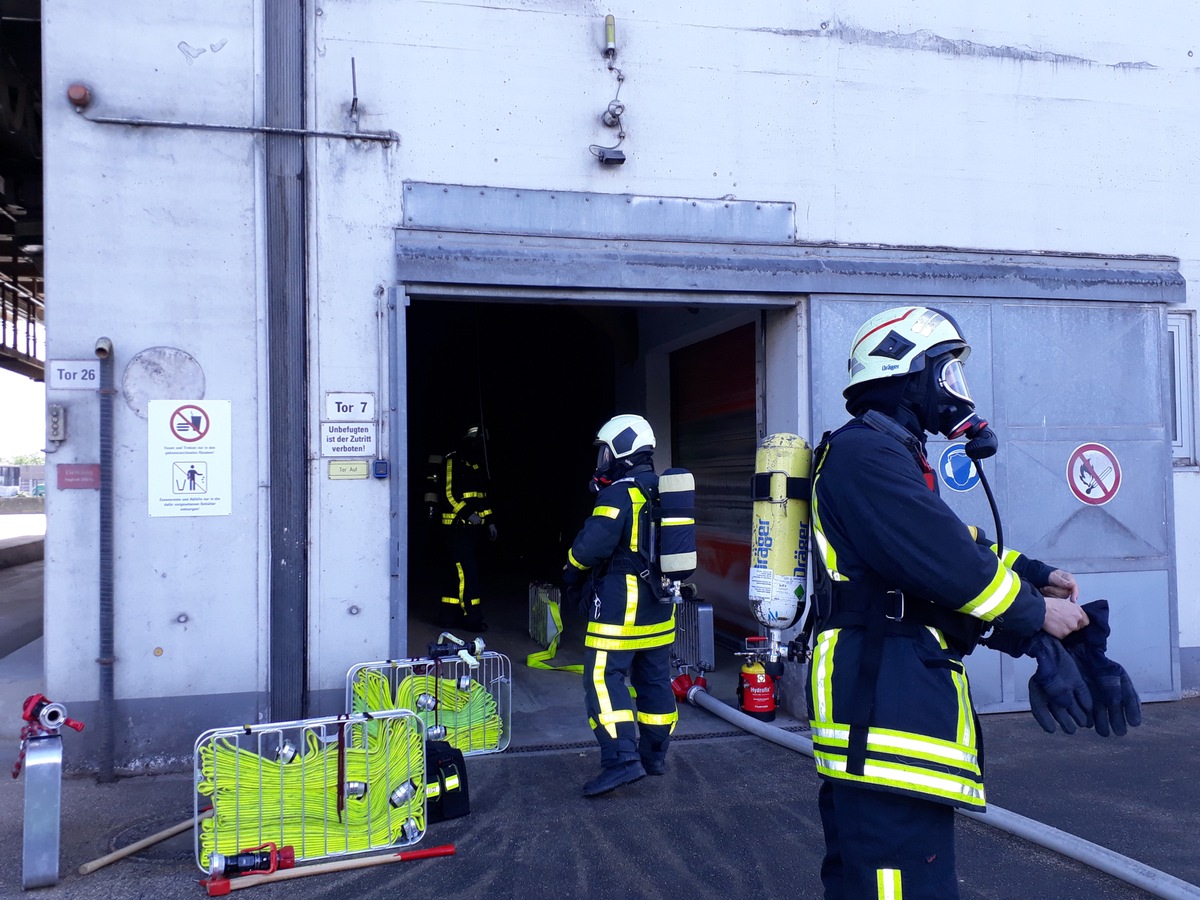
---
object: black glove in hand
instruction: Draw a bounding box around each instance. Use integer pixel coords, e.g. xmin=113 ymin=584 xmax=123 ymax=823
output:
xmin=1062 ymin=599 xmax=1142 ymax=737
xmin=1027 ymin=632 xmax=1093 ymax=735
xmin=563 ymin=565 xmax=588 ymax=616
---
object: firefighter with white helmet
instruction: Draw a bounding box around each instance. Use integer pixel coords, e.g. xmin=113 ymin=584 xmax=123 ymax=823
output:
xmin=807 ymin=306 xmax=1101 ymax=897
xmin=563 ymin=413 xmax=678 ymax=796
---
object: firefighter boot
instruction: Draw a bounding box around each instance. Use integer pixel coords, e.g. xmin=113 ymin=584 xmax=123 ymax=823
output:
xmin=639 ymin=740 xmax=668 ymax=775
xmin=582 ymin=760 xmax=646 ymax=797
xmin=640 ymin=756 xmax=666 ymax=776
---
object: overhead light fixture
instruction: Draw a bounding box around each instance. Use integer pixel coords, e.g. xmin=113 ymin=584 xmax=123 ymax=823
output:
xmin=597 ymin=148 xmax=625 ymax=165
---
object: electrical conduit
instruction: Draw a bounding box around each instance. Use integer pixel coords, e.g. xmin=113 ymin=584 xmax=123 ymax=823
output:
xmin=686 ymin=685 xmax=1200 ymax=900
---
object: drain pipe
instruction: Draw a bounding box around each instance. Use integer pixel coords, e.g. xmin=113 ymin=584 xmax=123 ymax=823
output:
xmin=686 ymin=685 xmax=1200 ymax=900
xmin=95 ymin=337 xmax=117 ymax=783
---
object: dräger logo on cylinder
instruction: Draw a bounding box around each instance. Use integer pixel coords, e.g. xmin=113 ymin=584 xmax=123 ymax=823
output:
xmin=753 ymin=518 xmax=773 ymax=568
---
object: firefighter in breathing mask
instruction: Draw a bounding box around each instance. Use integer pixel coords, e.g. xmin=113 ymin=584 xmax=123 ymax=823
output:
xmin=563 ymin=414 xmax=678 ymax=797
xmin=805 ymin=306 xmax=1125 ymax=899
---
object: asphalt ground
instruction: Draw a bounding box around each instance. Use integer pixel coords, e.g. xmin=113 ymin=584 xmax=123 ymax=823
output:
xmin=2 ymin=701 xmax=1200 ymax=899
xmin=2 ymin=515 xmax=1199 ymax=899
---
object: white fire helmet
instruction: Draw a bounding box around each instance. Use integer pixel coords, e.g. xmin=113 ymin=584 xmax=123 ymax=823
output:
xmin=594 ymin=414 xmax=656 ymax=473
xmin=844 ymin=306 xmax=971 ymax=398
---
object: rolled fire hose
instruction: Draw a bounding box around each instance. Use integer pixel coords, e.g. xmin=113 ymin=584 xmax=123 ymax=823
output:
xmin=686 ymin=686 xmax=1200 ymax=900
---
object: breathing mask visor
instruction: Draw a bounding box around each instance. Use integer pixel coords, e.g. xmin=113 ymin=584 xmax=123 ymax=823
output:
xmin=934 ymin=357 xmax=999 ymax=458
xmin=590 ymin=443 xmax=618 ymax=493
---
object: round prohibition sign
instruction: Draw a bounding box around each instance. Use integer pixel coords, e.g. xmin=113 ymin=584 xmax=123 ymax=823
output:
xmin=1067 ymin=442 xmax=1121 ymax=506
xmin=170 ymin=404 xmax=210 ymax=443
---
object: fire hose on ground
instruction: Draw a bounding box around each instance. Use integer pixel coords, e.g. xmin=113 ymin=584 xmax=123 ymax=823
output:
xmin=685 ymin=683 xmax=1200 ymax=900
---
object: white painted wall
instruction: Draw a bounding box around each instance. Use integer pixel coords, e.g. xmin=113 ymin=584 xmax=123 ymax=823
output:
xmin=43 ymin=2 xmax=268 ymax=707
xmin=42 ymin=0 xmax=1200 ymax=745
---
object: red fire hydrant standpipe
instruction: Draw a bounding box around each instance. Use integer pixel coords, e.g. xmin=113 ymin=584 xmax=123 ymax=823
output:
xmin=14 ymin=694 xmax=85 ymax=889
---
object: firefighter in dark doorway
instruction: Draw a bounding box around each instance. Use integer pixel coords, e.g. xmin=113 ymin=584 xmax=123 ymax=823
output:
xmin=436 ymin=426 xmax=496 ymax=633
xmin=808 ymin=306 xmax=1094 ymax=899
xmin=563 ymin=414 xmax=678 ymax=797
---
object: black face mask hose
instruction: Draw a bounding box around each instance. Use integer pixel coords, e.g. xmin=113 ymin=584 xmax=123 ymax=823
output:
xmin=963 ymin=421 xmax=1003 ymax=558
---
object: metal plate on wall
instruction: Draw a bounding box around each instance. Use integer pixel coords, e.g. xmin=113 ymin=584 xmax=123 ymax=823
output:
xmin=402 ymin=181 xmax=796 ymax=245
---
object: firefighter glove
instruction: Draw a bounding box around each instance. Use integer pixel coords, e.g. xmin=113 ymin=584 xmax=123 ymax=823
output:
xmin=1027 ymin=632 xmax=1093 ymax=735
xmin=562 ymin=564 xmax=583 ymax=588
xmin=1062 ymin=599 xmax=1142 ymax=737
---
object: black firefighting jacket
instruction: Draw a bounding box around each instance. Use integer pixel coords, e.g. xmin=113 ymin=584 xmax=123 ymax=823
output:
xmin=567 ymin=465 xmax=675 ymax=653
xmin=808 ymin=412 xmax=1048 ymax=809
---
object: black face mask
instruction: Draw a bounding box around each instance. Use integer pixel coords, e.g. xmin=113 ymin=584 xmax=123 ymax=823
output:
xmin=907 ymin=355 xmax=1000 ymax=459
xmin=590 ymin=444 xmax=619 ymax=493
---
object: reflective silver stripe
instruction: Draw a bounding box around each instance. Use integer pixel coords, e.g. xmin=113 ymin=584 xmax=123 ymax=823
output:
xmin=811 ymin=723 xmax=979 ymax=771
xmin=814 ymin=752 xmax=986 ymax=805
xmin=660 ymin=551 xmax=697 ymax=570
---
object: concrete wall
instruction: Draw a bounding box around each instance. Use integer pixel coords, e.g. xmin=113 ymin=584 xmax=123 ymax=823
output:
xmin=40 ymin=0 xmax=1200 ymax=764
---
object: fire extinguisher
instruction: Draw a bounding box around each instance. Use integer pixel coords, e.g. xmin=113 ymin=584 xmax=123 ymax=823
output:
xmin=736 ymin=638 xmax=777 ymax=722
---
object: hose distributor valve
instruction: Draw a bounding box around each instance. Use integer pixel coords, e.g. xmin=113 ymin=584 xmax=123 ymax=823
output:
xmin=12 ymin=694 xmax=85 ymax=779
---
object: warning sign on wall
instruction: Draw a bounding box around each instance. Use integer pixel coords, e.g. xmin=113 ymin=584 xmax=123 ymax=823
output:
xmin=148 ymin=400 xmax=232 ymax=517
xmin=1067 ymin=442 xmax=1122 ymax=506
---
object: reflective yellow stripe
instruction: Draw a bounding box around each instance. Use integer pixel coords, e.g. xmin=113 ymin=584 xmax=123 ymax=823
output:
xmin=810 ymin=723 xmax=979 ymax=773
xmin=586 ymin=632 xmax=675 ymax=651
xmin=812 ymin=751 xmax=985 ymax=807
xmin=624 ymin=573 xmax=639 ymax=625
xmin=591 ymin=650 xmax=618 ymax=739
xmin=951 ymin=658 xmax=975 ymax=750
xmin=567 ymin=549 xmax=588 ymax=571
xmin=426 ymin=783 xmax=441 ymax=798
xmin=444 ymin=462 xmax=464 ymax=514
xmin=811 ymin=629 xmax=838 ymax=723
xmin=628 ymin=486 xmax=644 ymax=552
xmin=662 ymin=516 xmax=693 ymax=525
xmin=959 ymin=561 xmax=1019 ymax=620
xmin=636 ymin=709 xmax=678 ymax=726
xmin=593 ymin=505 xmax=620 ymax=519
xmin=587 ymin=618 xmax=676 ymax=637
xmin=877 ymin=868 xmax=902 ymax=899
xmin=598 ymin=709 xmax=635 ymax=725
xmin=444 ymin=774 xmax=460 ymax=790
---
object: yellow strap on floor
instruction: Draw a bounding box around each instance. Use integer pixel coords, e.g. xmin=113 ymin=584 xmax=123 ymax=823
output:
xmin=526 ymin=600 xmax=583 ymax=674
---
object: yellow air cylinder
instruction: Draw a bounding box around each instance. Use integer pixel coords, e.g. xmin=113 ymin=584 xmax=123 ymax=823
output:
xmin=748 ymin=433 xmax=812 ymax=630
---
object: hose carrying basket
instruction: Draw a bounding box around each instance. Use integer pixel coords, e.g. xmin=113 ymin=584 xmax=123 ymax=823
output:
xmin=528 ymin=582 xmax=561 ymax=649
xmin=193 ymin=709 xmax=426 ymax=873
xmin=346 ymin=650 xmax=511 ymax=757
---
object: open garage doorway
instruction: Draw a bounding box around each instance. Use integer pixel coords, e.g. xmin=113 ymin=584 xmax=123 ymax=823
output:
xmin=397 ymin=295 xmax=800 ymax=748
xmin=404 ymin=300 xmax=619 ymax=634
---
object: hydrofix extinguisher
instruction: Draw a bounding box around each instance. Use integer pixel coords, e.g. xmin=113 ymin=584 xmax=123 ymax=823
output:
xmin=736 ymin=637 xmax=777 ymax=721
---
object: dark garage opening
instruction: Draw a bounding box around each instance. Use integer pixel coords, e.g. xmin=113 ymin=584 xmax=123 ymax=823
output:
xmin=404 ymin=300 xmax=621 ymax=632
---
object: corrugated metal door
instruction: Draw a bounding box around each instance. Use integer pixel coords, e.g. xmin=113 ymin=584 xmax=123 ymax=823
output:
xmin=810 ymin=298 xmax=1178 ymax=709
xmin=671 ymin=322 xmax=758 ymax=634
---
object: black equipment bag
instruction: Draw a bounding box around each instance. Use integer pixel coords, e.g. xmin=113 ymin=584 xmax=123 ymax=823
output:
xmin=425 ymin=739 xmax=470 ymax=823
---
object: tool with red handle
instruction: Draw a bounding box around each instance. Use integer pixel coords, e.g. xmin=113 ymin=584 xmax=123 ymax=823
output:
xmin=201 ymin=843 xmax=456 ymax=894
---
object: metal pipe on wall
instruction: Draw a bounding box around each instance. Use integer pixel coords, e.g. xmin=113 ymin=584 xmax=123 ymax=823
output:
xmin=264 ymin=0 xmax=309 ymax=723
xmin=95 ymin=336 xmax=116 ymax=782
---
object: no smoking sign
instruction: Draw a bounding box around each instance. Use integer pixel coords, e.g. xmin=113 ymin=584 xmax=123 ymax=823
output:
xmin=1067 ymin=442 xmax=1121 ymax=506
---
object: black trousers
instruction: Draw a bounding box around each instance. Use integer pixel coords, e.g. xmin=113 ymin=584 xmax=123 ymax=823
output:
xmin=818 ymin=779 xmax=959 ymax=899
xmin=439 ymin=525 xmax=485 ymax=628
xmin=582 ymin=644 xmax=675 ymax=768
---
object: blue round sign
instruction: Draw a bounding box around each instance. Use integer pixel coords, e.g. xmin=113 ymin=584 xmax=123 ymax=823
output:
xmin=939 ymin=444 xmax=979 ymax=492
